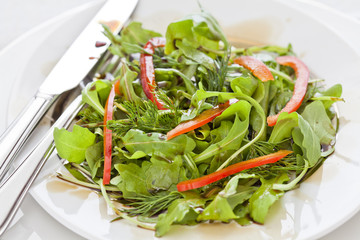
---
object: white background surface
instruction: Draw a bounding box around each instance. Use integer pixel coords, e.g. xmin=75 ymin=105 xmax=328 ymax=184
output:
xmin=1 ymin=0 xmax=360 ymax=239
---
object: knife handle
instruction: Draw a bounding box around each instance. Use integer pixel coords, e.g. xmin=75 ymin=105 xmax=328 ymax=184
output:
xmin=0 ymin=95 xmax=83 ymax=236
xmin=0 ymin=93 xmax=56 ymax=181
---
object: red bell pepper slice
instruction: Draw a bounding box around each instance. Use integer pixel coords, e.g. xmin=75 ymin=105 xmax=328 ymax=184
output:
xmin=177 ymin=150 xmax=292 ymax=191
xmin=103 ymin=84 xmax=116 ymax=185
xmin=166 ymin=99 xmax=238 ymax=140
xmin=267 ymin=56 xmax=309 ymax=126
xmin=234 ymin=56 xmax=274 ymax=82
xmin=140 ymin=37 xmax=168 ymax=110
xmin=114 ymin=79 xmax=121 ymax=95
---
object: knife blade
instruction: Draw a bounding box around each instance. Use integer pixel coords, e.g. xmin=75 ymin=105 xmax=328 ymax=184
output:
xmin=0 ymin=0 xmax=138 ymax=181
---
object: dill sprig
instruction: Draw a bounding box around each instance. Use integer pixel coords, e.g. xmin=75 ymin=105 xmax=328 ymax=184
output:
xmin=108 ymin=100 xmax=179 ymax=135
xmin=77 ymin=106 xmax=103 ymax=124
xmin=123 ymin=192 xmax=182 ymax=217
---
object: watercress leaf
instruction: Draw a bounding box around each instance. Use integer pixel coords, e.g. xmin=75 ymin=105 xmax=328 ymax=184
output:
xmin=269 ymin=112 xmax=299 ymax=143
xmin=249 ymin=174 xmax=289 ymax=224
xmin=54 ymin=125 xmax=96 ymax=164
xmin=301 ymin=101 xmax=336 ymax=145
xmin=122 ymin=129 xmax=196 ymax=160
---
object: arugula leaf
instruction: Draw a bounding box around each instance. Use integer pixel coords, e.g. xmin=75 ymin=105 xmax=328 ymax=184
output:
xmin=54 ymin=125 xmax=96 ymax=164
xmin=104 ymin=22 xmax=161 ymax=56
xmin=117 ymin=62 xmax=142 ymax=104
xmin=81 ymin=80 xmax=112 ymax=116
xmin=85 ymin=141 xmax=103 ymax=178
xmin=301 ymin=101 xmax=336 ymax=145
xmin=114 ymin=162 xmax=149 ymax=197
xmin=197 ymin=194 xmax=237 ymax=222
xmin=230 ymin=75 xmax=258 ymax=97
xmin=122 ymin=129 xmax=196 ymax=160
xmin=292 ymin=115 xmax=321 ymax=167
xmin=197 ymin=173 xmax=256 ymax=222
xmin=249 ymin=173 xmax=289 ymax=224
xmin=176 ymin=40 xmax=215 ymax=70
xmin=145 ymin=157 xmax=183 ymax=191
xmin=269 ymin=112 xmax=299 ymax=143
xmin=195 ymin=111 xmax=251 ymax=163
xmin=155 ymin=192 xmax=206 ymax=237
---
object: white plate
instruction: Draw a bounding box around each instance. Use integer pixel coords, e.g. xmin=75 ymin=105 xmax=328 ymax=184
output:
xmin=3 ymin=0 xmax=360 ymax=239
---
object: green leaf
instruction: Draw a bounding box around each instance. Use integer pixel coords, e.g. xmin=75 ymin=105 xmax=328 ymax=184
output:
xmin=249 ymin=174 xmax=289 ymax=224
xmin=301 ymin=101 xmax=336 ymax=145
xmin=81 ymin=81 xmax=107 ymax=116
xmin=104 ymin=22 xmax=162 ymax=56
xmin=176 ymin=40 xmax=215 ymax=70
xmin=117 ymin=62 xmax=142 ymax=104
xmin=197 ymin=173 xmax=256 ymax=222
xmin=114 ymin=162 xmax=149 ymax=197
xmin=269 ymin=112 xmax=299 ymax=143
xmin=195 ymin=112 xmax=250 ymax=163
xmin=54 ymin=125 xmax=96 ymax=164
xmin=230 ymin=75 xmax=258 ymax=97
xmin=318 ymin=84 xmax=342 ymax=109
xmin=145 ymin=157 xmax=183 ymax=191
xmin=155 ymin=193 xmax=206 ymax=237
xmin=292 ymin=115 xmax=321 ymax=167
xmin=165 ymin=19 xmax=195 ymax=55
xmin=122 ymin=129 xmax=196 ymax=160
xmin=214 ymin=99 xmax=252 ymax=125
xmin=95 ymin=80 xmax=112 ymax=106
xmin=197 ymin=195 xmax=237 ymax=222
xmin=85 ymin=141 xmax=103 ymax=178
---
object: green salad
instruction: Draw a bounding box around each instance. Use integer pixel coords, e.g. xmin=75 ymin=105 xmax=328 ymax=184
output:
xmin=53 ymin=9 xmax=342 ymax=237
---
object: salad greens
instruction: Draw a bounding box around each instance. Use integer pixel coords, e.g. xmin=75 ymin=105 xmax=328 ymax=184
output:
xmin=54 ymin=9 xmax=343 ymax=237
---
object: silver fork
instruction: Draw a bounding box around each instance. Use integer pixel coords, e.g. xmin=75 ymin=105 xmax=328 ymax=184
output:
xmin=0 ymin=51 xmax=123 ymax=236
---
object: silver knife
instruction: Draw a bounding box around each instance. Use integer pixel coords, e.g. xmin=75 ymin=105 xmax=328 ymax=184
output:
xmin=0 ymin=95 xmax=83 ymax=236
xmin=0 ymin=0 xmax=138 ymax=181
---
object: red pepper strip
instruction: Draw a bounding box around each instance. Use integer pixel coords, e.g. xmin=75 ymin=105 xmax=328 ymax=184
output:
xmin=177 ymin=150 xmax=292 ymax=192
xmin=140 ymin=37 xmax=167 ymax=110
xmin=103 ymin=85 xmax=116 ymax=185
xmin=166 ymin=99 xmax=239 ymax=140
xmin=267 ymin=56 xmax=309 ymax=126
xmin=234 ymin=56 xmax=274 ymax=82
xmin=114 ymin=80 xmax=121 ymax=95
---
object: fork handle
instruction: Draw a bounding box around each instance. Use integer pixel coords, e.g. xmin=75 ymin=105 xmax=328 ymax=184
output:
xmin=0 ymin=95 xmax=83 ymax=236
xmin=0 ymin=92 xmax=57 ymax=181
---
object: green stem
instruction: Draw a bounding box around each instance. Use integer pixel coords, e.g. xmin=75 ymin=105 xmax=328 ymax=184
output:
xmin=269 ymin=68 xmax=293 ymax=84
xmin=216 ymin=93 xmax=266 ymax=171
xmin=272 ymin=160 xmax=309 ymax=191
xmin=57 ymin=173 xmax=120 ymax=192
xmin=99 ymin=180 xmax=156 ymax=230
